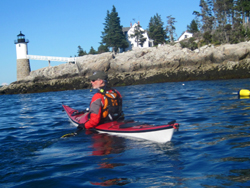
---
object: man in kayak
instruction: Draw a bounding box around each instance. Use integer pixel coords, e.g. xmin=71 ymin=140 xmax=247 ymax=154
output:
xmin=77 ymin=71 xmax=123 ymax=131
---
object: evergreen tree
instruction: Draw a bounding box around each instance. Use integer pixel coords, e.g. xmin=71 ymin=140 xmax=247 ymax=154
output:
xmin=97 ymin=43 xmax=109 ymax=54
xmin=236 ymin=0 xmax=250 ymax=24
xmin=212 ymin=0 xmax=235 ymax=43
xmin=203 ymin=31 xmax=212 ymax=44
xmin=77 ymin=45 xmax=87 ymax=56
xmin=213 ymin=0 xmax=235 ymax=26
xmin=88 ymin=46 xmax=97 ymax=54
xmin=129 ymin=22 xmax=146 ymax=47
xmin=166 ymin=15 xmax=177 ymax=43
xmin=193 ymin=0 xmax=214 ymax=33
xmin=101 ymin=6 xmax=128 ymax=53
xmin=148 ymin=13 xmax=167 ymax=45
xmin=186 ymin=0 xmax=250 ymax=46
xmin=101 ymin=10 xmax=111 ymax=48
xmin=187 ymin=19 xmax=199 ymax=33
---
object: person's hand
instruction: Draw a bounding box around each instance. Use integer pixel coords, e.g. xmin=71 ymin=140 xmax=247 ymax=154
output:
xmin=61 ymin=124 xmax=85 ymax=138
xmin=77 ymin=124 xmax=86 ymax=130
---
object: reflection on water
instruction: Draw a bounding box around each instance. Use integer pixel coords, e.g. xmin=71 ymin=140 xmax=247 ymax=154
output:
xmin=89 ymin=132 xmax=129 ymax=186
xmin=91 ymin=178 xmax=130 ymax=186
xmin=90 ymin=132 xmax=126 ymax=156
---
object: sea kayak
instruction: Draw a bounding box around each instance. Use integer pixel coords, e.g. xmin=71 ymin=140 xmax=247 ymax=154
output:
xmin=62 ymin=104 xmax=179 ymax=143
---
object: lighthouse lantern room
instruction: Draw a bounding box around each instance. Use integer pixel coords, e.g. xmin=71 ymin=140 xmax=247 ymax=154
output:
xmin=15 ymin=31 xmax=29 ymax=59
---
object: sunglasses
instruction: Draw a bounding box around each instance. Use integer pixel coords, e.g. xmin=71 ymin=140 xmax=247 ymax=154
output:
xmin=91 ymin=79 xmax=99 ymax=82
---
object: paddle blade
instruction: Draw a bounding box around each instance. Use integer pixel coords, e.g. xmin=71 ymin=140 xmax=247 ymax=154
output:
xmin=61 ymin=132 xmax=76 ymax=138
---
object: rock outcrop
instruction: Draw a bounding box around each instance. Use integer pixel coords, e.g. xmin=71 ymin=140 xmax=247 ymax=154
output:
xmin=1 ymin=41 xmax=250 ymax=95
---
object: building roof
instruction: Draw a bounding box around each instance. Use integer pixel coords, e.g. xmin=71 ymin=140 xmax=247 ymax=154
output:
xmin=177 ymin=30 xmax=193 ymax=41
xmin=17 ymin=31 xmax=25 ymax=37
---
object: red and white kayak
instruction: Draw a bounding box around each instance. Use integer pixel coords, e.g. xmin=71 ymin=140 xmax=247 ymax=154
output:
xmin=62 ymin=104 xmax=179 ymax=143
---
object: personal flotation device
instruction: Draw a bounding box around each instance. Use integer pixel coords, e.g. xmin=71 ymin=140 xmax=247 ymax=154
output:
xmin=99 ymin=88 xmax=123 ymax=122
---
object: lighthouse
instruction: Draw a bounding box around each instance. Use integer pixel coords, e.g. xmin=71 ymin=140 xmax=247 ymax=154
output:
xmin=14 ymin=31 xmax=31 ymax=81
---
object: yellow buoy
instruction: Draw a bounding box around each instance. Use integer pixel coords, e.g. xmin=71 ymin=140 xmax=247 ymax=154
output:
xmin=238 ymin=89 xmax=250 ymax=96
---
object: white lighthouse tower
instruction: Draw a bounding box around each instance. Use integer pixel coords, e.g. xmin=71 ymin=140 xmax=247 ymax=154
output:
xmin=15 ymin=31 xmax=31 ymax=81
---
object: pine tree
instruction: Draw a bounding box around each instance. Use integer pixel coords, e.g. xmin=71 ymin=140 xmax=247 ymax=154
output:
xmin=189 ymin=0 xmax=250 ymax=45
xmin=236 ymin=0 xmax=250 ymax=24
xmin=129 ymin=22 xmax=146 ymax=47
xmin=101 ymin=6 xmax=128 ymax=53
xmin=193 ymin=0 xmax=214 ymax=33
xmin=88 ymin=46 xmax=97 ymax=54
xmin=97 ymin=43 xmax=109 ymax=54
xmin=77 ymin=46 xmax=87 ymax=56
xmin=213 ymin=0 xmax=235 ymax=26
xmin=213 ymin=0 xmax=235 ymax=43
xmin=166 ymin=15 xmax=177 ymax=43
xmin=187 ymin=19 xmax=199 ymax=33
xmin=101 ymin=10 xmax=111 ymax=48
xmin=148 ymin=13 xmax=167 ymax=45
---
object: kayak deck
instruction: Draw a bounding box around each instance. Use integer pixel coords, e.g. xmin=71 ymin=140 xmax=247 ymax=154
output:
xmin=95 ymin=121 xmax=175 ymax=133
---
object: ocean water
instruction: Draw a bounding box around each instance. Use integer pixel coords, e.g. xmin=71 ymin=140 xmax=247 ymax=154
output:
xmin=0 ymin=79 xmax=250 ymax=187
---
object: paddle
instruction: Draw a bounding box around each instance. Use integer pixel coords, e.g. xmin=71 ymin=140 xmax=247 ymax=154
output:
xmin=61 ymin=132 xmax=77 ymax=138
xmin=61 ymin=127 xmax=83 ymax=138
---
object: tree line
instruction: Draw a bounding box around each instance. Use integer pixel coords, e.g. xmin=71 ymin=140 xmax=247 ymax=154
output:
xmin=77 ymin=1 xmax=250 ymax=56
xmin=182 ymin=0 xmax=250 ymax=50
xmin=77 ymin=5 xmax=179 ymax=56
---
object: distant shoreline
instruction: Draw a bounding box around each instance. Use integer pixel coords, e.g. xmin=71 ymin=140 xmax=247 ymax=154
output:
xmin=1 ymin=41 xmax=250 ymax=95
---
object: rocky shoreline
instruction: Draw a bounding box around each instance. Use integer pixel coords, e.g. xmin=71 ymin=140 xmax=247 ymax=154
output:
xmin=1 ymin=42 xmax=250 ymax=95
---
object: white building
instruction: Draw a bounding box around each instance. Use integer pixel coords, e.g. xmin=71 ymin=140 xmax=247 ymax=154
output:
xmin=122 ymin=23 xmax=154 ymax=51
xmin=177 ymin=31 xmax=193 ymax=42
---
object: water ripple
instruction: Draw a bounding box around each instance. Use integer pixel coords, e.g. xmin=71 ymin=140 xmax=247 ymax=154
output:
xmin=1 ymin=79 xmax=250 ymax=187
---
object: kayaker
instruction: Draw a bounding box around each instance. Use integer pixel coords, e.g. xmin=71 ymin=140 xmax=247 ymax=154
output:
xmin=78 ymin=71 xmax=123 ymax=131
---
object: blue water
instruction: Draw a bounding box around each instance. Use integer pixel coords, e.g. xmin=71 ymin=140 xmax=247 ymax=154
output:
xmin=1 ymin=79 xmax=250 ymax=187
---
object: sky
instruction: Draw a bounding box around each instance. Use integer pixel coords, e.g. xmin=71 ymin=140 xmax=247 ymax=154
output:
xmin=0 ymin=0 xmax=200 ymax=85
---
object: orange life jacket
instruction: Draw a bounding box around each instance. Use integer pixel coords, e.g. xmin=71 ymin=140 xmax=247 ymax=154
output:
xmin=99 ymin=88 xmax=123 ymax=122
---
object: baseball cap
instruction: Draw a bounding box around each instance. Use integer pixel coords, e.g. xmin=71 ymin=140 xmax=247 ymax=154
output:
xmin=88 ymin=71 xmax=108 ymax=81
